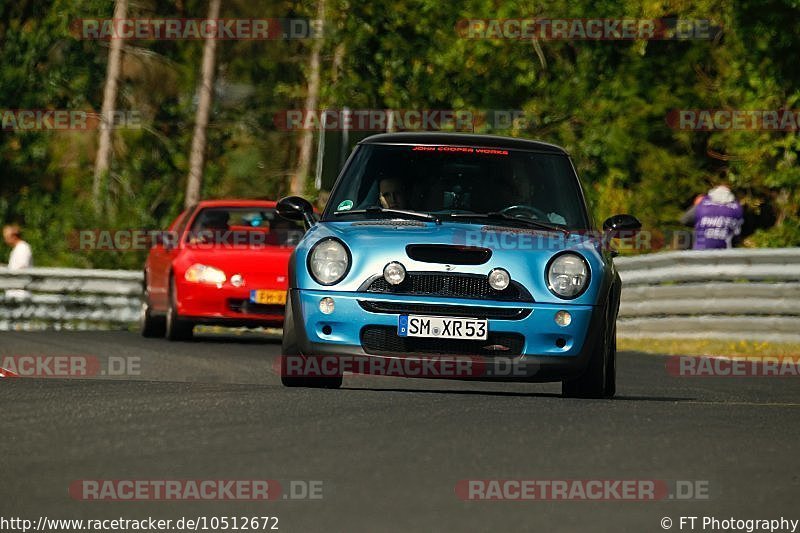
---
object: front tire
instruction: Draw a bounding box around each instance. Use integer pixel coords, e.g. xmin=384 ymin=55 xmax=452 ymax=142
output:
xmin=280 ymin=294 xmax=341 ymax=389
xmin=140 ymin=275 xmax=166 ymax=338
xmin=165 ymin=276 xmax=193 ymax=341
xmin=562 ymin=305 xmax=616 ymax=399
xmin=140 ymin=301 xmax=166 ymax=338
xmin=604 ymin=324 xmax=617 ymax=397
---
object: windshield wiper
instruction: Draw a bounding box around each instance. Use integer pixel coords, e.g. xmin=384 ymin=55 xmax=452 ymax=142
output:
xmin=446 ymin=212 xmax=568 ymax=234
xmin=335 ymin=206 xmax=441 ymax=224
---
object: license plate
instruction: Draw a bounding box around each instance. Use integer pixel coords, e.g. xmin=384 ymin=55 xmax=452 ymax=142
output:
xmin=250 ymin=289 xmax=286 ymax=305
xmin=398 ymin=315 xmax=488 ymax=340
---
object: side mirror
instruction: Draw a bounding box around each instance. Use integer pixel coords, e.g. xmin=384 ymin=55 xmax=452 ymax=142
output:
xmin=602 ymin=214 xmax=642 ymax=237
xmin=602 ymin=214 xmax=642 ymax=257
xmin=277 ymin=196 xmax=316 ymax=230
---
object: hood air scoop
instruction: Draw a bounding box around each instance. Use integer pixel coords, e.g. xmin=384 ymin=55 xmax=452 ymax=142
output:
xmin=405 ymin=244 xmax=492 ymax=265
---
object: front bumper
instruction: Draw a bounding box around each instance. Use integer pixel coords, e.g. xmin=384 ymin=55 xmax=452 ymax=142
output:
xmin=287 ymin=289 xmax=606 ymax=382
xmin=176 ymin=282 xmax=285 ymax=327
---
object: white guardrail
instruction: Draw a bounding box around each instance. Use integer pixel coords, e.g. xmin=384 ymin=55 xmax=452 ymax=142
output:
xmin=0 ymin=267 xmax=143 ymax=331
xmin=615 ymin=248 xmax=800 ymax=343
xmin=1 ymin=248 xmax=799 ymax=341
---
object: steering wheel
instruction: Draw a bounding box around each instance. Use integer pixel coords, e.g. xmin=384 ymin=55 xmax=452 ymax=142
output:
xmin=497 ymin=205 xmax=551 ymax=221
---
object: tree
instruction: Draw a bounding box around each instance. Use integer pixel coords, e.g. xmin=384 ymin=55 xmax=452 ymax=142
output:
xmin=93 ymin=0 xmax=127 ymax=216
xmin=289 ymin=0 xmax=325 ymax=197
xmin=185 ymin=0 xmax=221 ymax=209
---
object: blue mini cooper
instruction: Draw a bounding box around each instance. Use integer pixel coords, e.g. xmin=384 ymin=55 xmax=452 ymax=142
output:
xmin=276 ymin=133 xmax=640 ymax=398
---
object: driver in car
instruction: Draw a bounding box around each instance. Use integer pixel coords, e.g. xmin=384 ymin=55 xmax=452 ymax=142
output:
xmin=190 ymin=211 xmax=230 ymax=244
xmin=379 ymin=176 xmax=407 ymax=209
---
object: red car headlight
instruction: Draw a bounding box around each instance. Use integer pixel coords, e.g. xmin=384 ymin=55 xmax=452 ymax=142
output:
xmin=185 ymin=264 xmax=227 ymax=286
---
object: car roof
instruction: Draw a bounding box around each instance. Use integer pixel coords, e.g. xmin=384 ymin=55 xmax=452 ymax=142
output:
xmin=359 ymin=132 xmax=568 ymax=154
xmin=195 ymin=199 xmax=278 ymax=209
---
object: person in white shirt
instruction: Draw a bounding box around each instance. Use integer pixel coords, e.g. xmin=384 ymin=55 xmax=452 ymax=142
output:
xmin=3 ymin=224 xmax=33 ymax=299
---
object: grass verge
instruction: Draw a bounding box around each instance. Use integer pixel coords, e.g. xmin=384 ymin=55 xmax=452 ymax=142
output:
xmin=618 ymin=338 xmax=800 ymax=357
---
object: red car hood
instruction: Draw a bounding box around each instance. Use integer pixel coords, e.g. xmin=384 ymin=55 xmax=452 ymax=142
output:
xmin=181 ymin=245 xmax=293 ymax=283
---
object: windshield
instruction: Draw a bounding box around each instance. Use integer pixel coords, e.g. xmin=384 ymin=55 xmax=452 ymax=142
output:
xmin=323 ymin=143 xmax=590 ymax=229
xmin=186 ymin=207 xmax=304 ymax=246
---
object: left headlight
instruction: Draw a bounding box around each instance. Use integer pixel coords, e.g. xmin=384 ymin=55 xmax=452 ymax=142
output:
xmin=185 ymin=264 xmax=227 ymax=286
xmin=308 ymin=238 xmax=350 ymax=285
xmin=546 ymin=253 xmax=590 ymax=299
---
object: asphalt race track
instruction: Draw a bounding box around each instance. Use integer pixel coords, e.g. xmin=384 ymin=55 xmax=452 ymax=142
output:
xmin=1 ymin=330 xmax=798 ymax=532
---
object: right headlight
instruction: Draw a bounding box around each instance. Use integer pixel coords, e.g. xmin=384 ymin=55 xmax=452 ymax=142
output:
xmin=308 ymin=238 xmax=350 ymax=285
xmin=184 ymin=264 xmax=227 ymax=286
xmin=546 ymin=253 xmax=590 ymax=299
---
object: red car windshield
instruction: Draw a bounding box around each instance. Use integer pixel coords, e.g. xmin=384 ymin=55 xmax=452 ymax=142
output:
xmin=186 ymin=207 xmax=304 ymax=246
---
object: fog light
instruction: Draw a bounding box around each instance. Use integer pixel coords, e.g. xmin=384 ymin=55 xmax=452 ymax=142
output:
xmin=319 ymin=297 xmax=335 ymax=314
xmin=230 ymin=274 xmax=244 ymax=287
xmin=554 ymin=310 xmax=572 ymax=327
xmin=488 ymin=268 xmax=510 ymax=291
xmin=383 ymin=262 xmax=406 ymax=285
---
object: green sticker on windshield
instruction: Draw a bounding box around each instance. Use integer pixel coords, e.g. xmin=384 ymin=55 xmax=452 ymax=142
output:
xmin=337 ymin=200 xmax=354 ymax=211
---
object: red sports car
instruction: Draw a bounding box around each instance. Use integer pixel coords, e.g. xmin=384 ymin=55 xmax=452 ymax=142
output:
xmin=140 ymin=199 xmax=305 ymax=340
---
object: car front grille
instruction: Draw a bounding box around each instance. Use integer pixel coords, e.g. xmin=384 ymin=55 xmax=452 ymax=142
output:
xmin=357 ymin=300 xmax=531 ymax=320
xmin=361 ymin=272 xmax=534 ymax=302
xmin=360 ymin=325 xmax=524 ymax=357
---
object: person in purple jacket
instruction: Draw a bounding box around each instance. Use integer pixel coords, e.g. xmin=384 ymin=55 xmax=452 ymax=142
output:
xmin=680 ymin=185 xmax=744 ymax=249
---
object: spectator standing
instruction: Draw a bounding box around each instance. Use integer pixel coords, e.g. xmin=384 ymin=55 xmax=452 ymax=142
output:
xmin=680 ymin=185 xmax=744 ymax=249
xmin=3 ymin=224 xmax=33 ymax=299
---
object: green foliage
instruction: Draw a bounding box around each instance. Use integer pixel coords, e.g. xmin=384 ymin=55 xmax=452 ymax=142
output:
xmin=748 ymin=218 xmax=800 ymax=247
xmin=1 ymin=0 xmax=799 ymax=268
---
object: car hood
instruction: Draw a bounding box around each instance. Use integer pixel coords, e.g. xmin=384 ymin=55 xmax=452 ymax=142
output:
xmin=292 ymin=221 xmax=611 ymax=305
xmin=176 ymin=245 xmax=294 ymax=285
